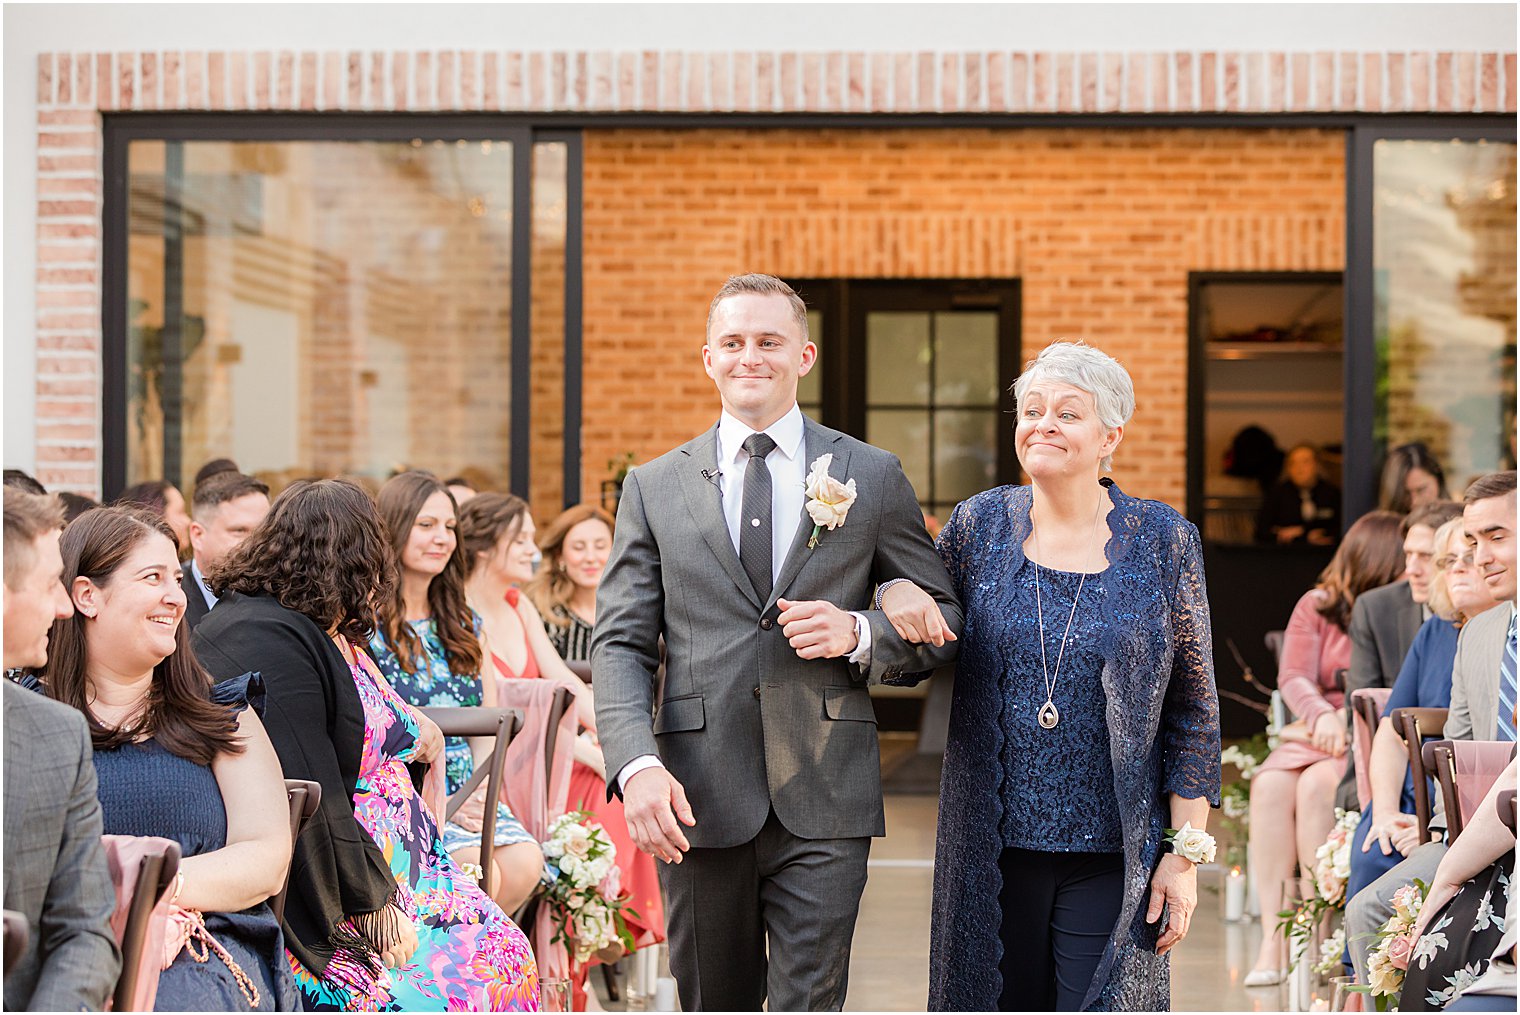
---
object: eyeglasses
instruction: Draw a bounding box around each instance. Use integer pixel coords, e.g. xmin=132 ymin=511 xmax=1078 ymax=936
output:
xmin=1436 ymin=553 xmax=1476 ymax=571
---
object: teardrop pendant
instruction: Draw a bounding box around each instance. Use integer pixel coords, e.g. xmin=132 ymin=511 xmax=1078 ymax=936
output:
xmin=1037 ymin=699 xmax=1060 ymax=730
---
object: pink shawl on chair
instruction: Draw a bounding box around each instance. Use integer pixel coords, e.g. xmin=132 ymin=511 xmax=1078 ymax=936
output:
xmin=101 ymin=834 xmax=180 ymax=1012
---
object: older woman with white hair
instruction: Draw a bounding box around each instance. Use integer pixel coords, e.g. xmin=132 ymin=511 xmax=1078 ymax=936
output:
xmin=880 ymin=341 xmax=1221 ymax=1011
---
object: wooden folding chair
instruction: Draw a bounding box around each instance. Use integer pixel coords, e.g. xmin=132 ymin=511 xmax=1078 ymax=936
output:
xmin=103 ymin=835 xmax=181 ymax=1013
xmin=3 ymin=909 xmax=28 ymax=976
xmin=510 ymin=684 xmax=574 ymax=933
xmin=1350 ymin=687 xmax=1394 ymax=811
xmin=1391 ymin=707 xmax=1447 ymax=844
xmin=421 ymin=706 xmax=522 ymax=900
xmin=1422 ymin=739 xmax=1517 ymax=843
xmin=270 ymin=779 xmax=322 ymax=922
xmin=1500 ymin=788 xmax=1517 ymax=835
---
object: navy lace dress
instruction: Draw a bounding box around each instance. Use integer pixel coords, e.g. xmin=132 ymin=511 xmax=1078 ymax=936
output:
xmin=92 ymin=674 xmax=300 ymax=1012
xmin=895 ymin=480 xmax=1222 ymax=1011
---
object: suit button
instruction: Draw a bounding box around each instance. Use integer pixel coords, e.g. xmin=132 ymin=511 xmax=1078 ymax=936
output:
xmin=753 ymin=686 xmax=762 ymax=699
xmin=760 ymin=618 xmax=773 ymax=630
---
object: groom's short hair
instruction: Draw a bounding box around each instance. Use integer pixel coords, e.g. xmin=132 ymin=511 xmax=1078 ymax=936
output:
xmin=706 ymin=274 xmax=810 ymax=344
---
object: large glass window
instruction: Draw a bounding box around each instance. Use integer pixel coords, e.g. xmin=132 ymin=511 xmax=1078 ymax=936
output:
xmin=1374 ymin=139 xmax=1517 ymax=485
xmin=119 ymin=130 xmax=571 ymax=508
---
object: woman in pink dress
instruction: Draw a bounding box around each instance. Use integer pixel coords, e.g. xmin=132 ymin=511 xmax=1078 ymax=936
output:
xmin=1245 ymin=510 xmax=1406 ymax=984
xmin=459 ymin=493 xmax=667 ymax=1006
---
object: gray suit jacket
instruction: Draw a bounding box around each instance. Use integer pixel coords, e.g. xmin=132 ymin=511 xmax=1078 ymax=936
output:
xmin=1448 ymin=600 xmax=1514 ymax=742
xmin=592 ymin=417 xmax=962 ymax=847
xmin=2 ymin=681 xmax=120 ymax=1011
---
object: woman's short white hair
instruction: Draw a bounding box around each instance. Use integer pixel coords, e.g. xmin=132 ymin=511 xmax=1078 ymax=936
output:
xmin=1012 ymin=341 xmax=1136 ymax=472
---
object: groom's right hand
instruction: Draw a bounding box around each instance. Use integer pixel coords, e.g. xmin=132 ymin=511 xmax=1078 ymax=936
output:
xmin=624 ymin=767 xmax=697 ymax=863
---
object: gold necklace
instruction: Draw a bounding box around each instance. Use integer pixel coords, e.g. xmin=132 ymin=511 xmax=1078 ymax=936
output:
xmin=1030 ymin=496 xmax=1105 ymax=730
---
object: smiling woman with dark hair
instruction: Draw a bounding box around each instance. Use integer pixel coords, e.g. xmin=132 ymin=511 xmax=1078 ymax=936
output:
xmin=193 ymin=479 xmax=538 ymax=1011
xmin=42 ymin=506 xmax=297 ymax=1011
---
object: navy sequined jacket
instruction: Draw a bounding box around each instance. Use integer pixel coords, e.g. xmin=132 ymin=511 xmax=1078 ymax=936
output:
xmin=892 ymin=480 xmax=1222 ymax=1011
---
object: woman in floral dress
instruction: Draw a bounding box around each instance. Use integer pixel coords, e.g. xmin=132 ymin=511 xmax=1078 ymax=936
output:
xmin=193 ymin=479 xmax=539 ymax=1012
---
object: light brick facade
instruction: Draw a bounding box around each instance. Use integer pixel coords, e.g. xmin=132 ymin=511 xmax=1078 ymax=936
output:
xmin=30 ymin=49 xmax=1513 ymax=501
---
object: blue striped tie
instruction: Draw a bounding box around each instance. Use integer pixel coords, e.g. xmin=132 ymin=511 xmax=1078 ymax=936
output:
xmin=1499 ymin=611 xmax=1517 ymax=742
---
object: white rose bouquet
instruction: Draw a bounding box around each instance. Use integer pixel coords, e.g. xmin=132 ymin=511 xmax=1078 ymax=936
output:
xmin=541 ymin=811 xmax=637 ymax=967
xmin=1278 ymin=809 xmax=1361 ymax=980
xmin=1348 ymin=880 xmax=1428 ymax=1011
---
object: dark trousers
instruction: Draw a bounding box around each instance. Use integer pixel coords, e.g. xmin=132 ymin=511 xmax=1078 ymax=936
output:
xmin=657 ymin=807 xmax=871 ymax=1012
xmin=997 ymin=847 xmax=1125 ymax=1012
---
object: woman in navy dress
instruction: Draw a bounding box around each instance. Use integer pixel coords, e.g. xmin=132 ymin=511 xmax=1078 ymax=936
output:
xmin=881 ymin=341 xmax=1221 ymax=1011
xmin=40 ymin=507 xmax=297 ymax=1011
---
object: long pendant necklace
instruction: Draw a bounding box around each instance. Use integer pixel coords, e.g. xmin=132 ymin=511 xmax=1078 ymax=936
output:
xmin=1031 ymin=496 xmax=1104 ymax=730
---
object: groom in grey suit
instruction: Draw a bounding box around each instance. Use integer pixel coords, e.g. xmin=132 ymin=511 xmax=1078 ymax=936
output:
xmin=592 ymin=274 xmax=962 ymax=1011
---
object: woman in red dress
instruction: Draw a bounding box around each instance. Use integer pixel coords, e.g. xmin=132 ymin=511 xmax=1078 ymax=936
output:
xmin=459 ymin=493 xmax=667 ymax=1000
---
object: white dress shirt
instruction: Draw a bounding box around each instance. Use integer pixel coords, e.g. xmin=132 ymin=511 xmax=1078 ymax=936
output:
xmin=191 ymin=558 xmax=218 ymax=611
xmin=615 ymin=404 xmax=873 ymax=793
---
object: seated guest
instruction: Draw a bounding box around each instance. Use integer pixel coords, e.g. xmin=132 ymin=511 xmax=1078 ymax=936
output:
xmin=3 ymin=469 xmax=46 ymax=495
xmin=1336 ymin=500 xmax=1464 ymax=809
xmin=194 ymin=457 xmax=241 ymax=488
xmin=1401 ymin=758 xmax=1515 ymax=1011
xmin=443 ymin=476 xmax=479 ymax=506
xmin=524 ymin=504 xmax=615 ymax=664
xmin=1257 ymin=443 xmax=1342 ymax=545
xmin=1247 ymin=510 xmax=1405 ymax=984
xmin=41 ymin=506 xmax=297 ymax=1011
xmin=59 ymin=491 xmax=100 ymax=525
xmin=369 ymin=471 xmax=545 ymax=915
xmin=116 ymin=479 xmax=192 ymax=554
xmin=1347 ymin=517 xmax=1503 ymax=899
xmin=183 ymin=472 xmax=270 ymax=631
xmin=192 ymin=480 xmax=539 ymax=1011
xmin=2 ymin=488 xmax=119 ymax=1011
xmin=1380 ymin=441 xmax=1451 ymax=516
xmin=461 ymin=495 xmax=667 ymax=979
xmin=1346 ymin=471 xmax=1517 ymax=983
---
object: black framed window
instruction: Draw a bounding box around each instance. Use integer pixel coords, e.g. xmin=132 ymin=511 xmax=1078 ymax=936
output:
xmin=788 ymin=278 xmax=1020 ymax=523
xmin=103 ymin=115 xmax=582 ymax=512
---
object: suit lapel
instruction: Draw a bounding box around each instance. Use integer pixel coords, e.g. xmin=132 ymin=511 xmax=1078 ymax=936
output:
xmin=678 ymin=427 xmax=762 ymax=610
xmin=766 ymin=419 xmax=850 ymax=613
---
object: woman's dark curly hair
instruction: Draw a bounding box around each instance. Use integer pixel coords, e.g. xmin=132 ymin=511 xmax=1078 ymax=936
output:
xmin=41 ymin=506 xmax=243 ymax=765
xmin=375 ymin=471 xmax=481 ymax=678
xmin=209 ymin=479 xmax=396 ymax=643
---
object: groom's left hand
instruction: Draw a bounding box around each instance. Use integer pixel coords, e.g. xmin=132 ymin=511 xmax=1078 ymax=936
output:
xmin=776 ymin=598 xmax=859 ymax=660
xmin=1147 ymin=853 xmax=1197 ymax=957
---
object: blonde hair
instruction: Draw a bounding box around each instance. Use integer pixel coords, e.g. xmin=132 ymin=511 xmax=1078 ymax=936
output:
xmin=1426 ymin=517 xmax=1470 ymax=624
xmin=1011 ymin=341 xmax=1136 ymax=472
xmin=524 ymin=504 xmax=615 ymax=627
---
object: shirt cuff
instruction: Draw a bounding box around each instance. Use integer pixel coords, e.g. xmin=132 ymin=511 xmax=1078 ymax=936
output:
xmin=615 ymin=754 xmax=665 ymax=794
xmin=847 ymin=611 xmax=872 ymax=669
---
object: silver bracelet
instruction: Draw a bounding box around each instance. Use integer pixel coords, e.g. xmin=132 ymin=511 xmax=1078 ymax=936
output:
xmin=874 ymin=578 xmax=911 ymax=611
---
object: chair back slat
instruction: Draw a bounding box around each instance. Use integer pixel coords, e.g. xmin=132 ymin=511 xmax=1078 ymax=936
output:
xmin=1351 ymin=688 xmax=1394 ymax=811
xmin=421 ymin=707 xmax=522 ymax=901
xmin=1392 ymin=707 xmax=1448 ymax=844
xmin=102 ymin=834 xmax=180 ymax=1013
xmin=3 ymin=909 xmax=29 ymax=975
xmin=271 ymin=779 xmax=322 ymax=923
xmin=1419 ymin=740 xmax=1516 ymax=843
xmin=1500 ymin=788 xmax=1518 ymax=835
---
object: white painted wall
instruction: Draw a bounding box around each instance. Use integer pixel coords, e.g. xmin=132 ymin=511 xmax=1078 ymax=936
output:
xmin=4 ymin=2 xmax=1515 ymax=469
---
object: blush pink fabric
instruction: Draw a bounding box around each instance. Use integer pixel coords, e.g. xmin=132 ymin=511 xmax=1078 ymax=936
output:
xmin=1351 ymin=687 xmax=1394 ymax=810
xmin=101 ymin=833 xmax=179 ymax=1013
xmin=1450 ymin=740 xmax=1517 ymax=825
xmin=1259 ymin=589 xmax=1352 ymax=775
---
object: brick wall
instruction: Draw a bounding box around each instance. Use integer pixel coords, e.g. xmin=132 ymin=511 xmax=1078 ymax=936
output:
xmin=27 ymin=49 xmax=1511 ymax=497
xmin=580 ymin=127 xmax=1346 ymax=508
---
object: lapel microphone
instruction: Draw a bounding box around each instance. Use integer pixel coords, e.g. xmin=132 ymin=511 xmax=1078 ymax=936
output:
xmin=701 ymin=468 xmax=721 ymax=488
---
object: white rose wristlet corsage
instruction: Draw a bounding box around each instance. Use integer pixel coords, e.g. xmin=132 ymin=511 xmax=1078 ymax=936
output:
xmin=1162 ymin=821 xmax=1217 ymax=864
xmin=803 ymin=453 xmax=858 ymax=549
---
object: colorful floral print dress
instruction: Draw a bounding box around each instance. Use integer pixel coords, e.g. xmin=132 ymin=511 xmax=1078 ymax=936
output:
xmin=286 ymin=648 xmax=540 ymax=1012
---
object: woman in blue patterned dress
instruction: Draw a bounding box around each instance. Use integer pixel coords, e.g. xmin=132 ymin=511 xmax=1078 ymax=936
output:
xmin=42 ymin=506 xmax=299 ymax=1011
xmin=193 ymin=479 xmax=538 ymax=1012
xmin=370 ymin=471 xmax=546 ymax=915
xmin=879 ymin=342 xmax=1222 ymax=1011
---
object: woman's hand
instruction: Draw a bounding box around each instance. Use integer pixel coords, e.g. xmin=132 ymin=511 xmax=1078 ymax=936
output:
xmin=1411 ymin=875 xmax=1463 ymax=942
xmin=412 ymin=710 xmax=445 ymax=764
xmin=377 ymin=910 xmax=420 ymax=970
xmin=1362 ymin=811 xmax=1419 ymax=857
xmin=1311 ymin=712 xmax=1347 ymax=756
xmin=1146 ymin=853 xmax=1198 ymax=957
xmin=880 ymin=581 xmax=957 ymax=647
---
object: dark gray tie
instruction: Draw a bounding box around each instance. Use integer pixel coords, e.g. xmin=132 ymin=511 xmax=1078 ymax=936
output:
xmin=740 ymin=432 xmax=778 ymax=602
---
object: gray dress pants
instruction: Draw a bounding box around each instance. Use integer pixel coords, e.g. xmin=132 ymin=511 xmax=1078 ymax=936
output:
xmin=1345 ymin=840 xmax=1447 ymax=981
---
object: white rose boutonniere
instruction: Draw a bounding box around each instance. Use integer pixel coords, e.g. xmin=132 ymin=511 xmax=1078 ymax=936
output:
xmin=1163 ymin=821 xmax=1217 ymax=864
xmin=803 ymin=453 xmax=858 ymax=549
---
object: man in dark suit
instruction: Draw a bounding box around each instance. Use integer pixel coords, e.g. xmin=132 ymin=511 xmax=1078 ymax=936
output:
xmin=182 ymin=472 xmax=269 ymax=631
xmin=2 ymin=487 xmax=119 ymax=1010
xmin=1334 ymin=499 xmax=1463 ymax=809
xmin=593 ymin=274 xmax=962 ymax=1011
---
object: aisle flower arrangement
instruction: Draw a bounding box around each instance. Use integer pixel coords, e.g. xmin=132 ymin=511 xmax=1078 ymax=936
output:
xmin=1355 ymin=881 xmax=1428 ymax=1011
xmin=1278 ymin=808 xmax=1361 ymax=979
xmin=540 ymin=811 xmax=637 ymax=968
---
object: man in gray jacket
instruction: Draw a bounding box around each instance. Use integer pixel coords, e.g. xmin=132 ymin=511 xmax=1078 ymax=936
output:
xmin=592 ymin=274 xmax=962 ymax=1011
xmin=2 ymin=487 xmax=119 ymax=1010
